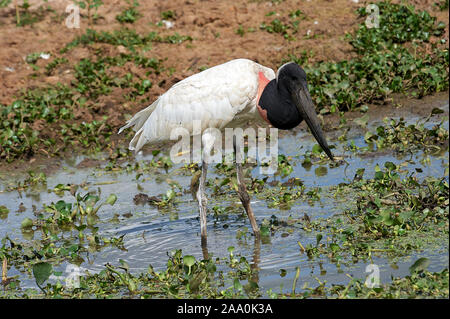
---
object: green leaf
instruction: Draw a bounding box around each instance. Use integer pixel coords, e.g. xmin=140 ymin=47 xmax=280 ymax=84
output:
xmin=312 ymin=144 xmax=323 ymax=154
xmin=106 ymin=194 xmax=117 ymax=205
xmin=33 ymin=262 xmax=53 ymax=286
xmin=21 ymin=217 xmax=33 ymax=229
xmin=316 ymin=234 xmax=323 ymax=246
xmin=356 ymin=168 xmax=365 ymax=178
xmin=260 ymin=226 xmax=270 ymax=236
xmin=165 ymin=189 xmax=176 ymax=201
xmin=384 ymin=161 xmax=396 ymax=171
xmin=233 ymin=278 xmax=243 ymax=291
xmin=183 ymin=255 xmax=196 ymax=268
xmin=329 ymin=243 xmax=340 ymax=252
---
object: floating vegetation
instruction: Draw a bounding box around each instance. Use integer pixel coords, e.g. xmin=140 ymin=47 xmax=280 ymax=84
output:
xmin=346 ymin=109 xmax=449 ymax=155
xmin=305 ymin=163 xmax=449 ymax=263
xmin=364 ymin=117 xmax=449 ymax=154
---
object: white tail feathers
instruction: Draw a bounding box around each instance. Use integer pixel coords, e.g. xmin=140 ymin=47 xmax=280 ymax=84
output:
xmin=118 ymin=98 xmax=159 ymax=151
xmin=128 ymin=127 xmax=146 ymax=151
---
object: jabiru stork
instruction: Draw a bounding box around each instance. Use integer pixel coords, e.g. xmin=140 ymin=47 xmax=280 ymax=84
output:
xmin=119 ymin=58 xmax=333 ymax=245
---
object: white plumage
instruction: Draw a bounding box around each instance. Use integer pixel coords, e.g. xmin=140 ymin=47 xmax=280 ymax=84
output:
xmin=119 ymin=59 xmax=275 ymax=152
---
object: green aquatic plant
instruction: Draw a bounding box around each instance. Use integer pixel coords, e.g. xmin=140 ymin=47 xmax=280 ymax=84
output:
xmin=363 ymin=116 xmax=449 ymax=154
xmin=289 ymin=1 xmax=448 ymax=113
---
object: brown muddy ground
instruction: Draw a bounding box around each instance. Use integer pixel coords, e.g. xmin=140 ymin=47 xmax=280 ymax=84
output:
xmin=1 ymin=0 xmax=448 ymax=104
xmin=0 ymin=0 xmax=448 ymax=172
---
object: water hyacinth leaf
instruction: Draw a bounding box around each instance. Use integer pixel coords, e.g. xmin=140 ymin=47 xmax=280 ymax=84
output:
xmin=364 ymin=131 xmax=377 ymax=142
xmin=165 ymin=189 xmax=176 ymax=201
xmin=409 ymin=258 xmax=430 ymax=274
xmin=374 ymin=171 xmax=384 ymax=180
xmin=260 ymin=226 xmax=270 ymax=236
xmin=85 ymin=195 xmax=100 ymax=205
xmin=189 ymin=271 xmax=206 ymax=293
xmin=316 ymin=234 xmax=323 ymax=246
xmin=233 ymin=278 xmax=243 ymax=291
xmin=183 ymin=255 xmax=196 ymax=268
xmin=384 ymin=161 xmax=397 ymax=171
xmin=119 ymin=259 xmax=130 ymax=271
xmin=106 ymin=194 xmax=118 ymax=205
xmin=355 ymin=168 xmax=365 ymax=179
xmin=33 ymin=262 xmax=52 ymax=286
xmin=329 ymin=243 xmax=340 ymax=252
xmin=312 ymin=144 xmax=323 ymax=155
xmin=21 ymin=217 xmax=33 ymax=229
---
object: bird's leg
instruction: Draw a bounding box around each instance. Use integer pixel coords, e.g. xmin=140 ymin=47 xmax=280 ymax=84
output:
xmin=196 ymin=160 xmax=208 ymax=247
xmin=234 ymin=142 xmax=260 ymax=236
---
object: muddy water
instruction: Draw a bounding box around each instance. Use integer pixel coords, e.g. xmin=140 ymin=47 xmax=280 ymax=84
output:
xmin=0 ymin=105 xmax=448 ymax=294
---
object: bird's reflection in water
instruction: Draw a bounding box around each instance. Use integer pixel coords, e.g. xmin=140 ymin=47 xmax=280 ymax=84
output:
xmin=249 ymin=235 xmax=261 ymax=286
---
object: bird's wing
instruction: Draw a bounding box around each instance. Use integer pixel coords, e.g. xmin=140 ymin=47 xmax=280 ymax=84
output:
xmin=123 ymin=59 xmax=274 ymax=152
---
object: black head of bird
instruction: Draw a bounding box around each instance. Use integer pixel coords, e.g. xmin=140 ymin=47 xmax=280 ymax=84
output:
xmin=258 ymin=62 xmax=334 ymax=161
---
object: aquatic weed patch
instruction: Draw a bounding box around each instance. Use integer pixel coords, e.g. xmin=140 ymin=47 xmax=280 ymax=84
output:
xmin=347 ymin=164 xmax=448 ymax=239
xmin=346 ymin=111 xmax=449 ymax=155
xmin=363 ymin=117 xmax=449 ymax=154
xmin=0 ymin=190 xmax=125 ymax=291
xmin=296 ymin=268 xmax=449 ymax=298
xmin=305 ymin=163 xmax=449 ymax=263
xmin=289 ymin=1 xmax=449 ymax=113
xmin=0 ymin=246 xmax=260 ymax=298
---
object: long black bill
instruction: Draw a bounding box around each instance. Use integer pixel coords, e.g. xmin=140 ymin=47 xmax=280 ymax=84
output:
xmin=292 ymin=86 xmax=334 ymax=161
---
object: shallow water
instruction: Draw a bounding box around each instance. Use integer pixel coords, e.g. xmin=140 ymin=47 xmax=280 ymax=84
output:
xmin=0 ymin=106 xmax=448 ymax=295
